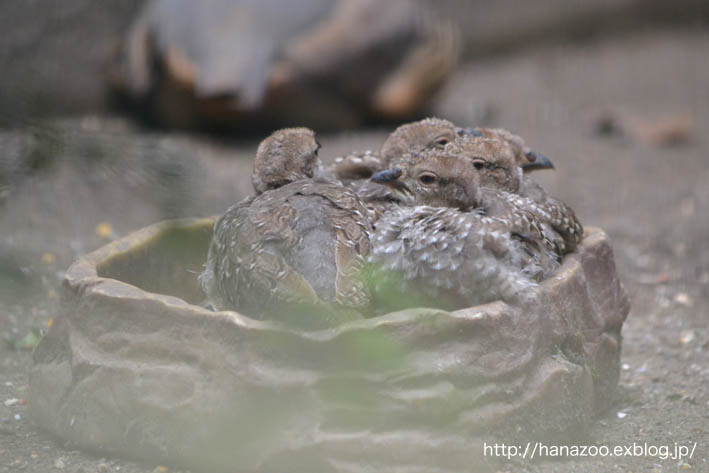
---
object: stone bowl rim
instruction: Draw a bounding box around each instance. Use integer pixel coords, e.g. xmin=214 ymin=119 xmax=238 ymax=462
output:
xmin=64 ymin=216 xmax=598 ymax=338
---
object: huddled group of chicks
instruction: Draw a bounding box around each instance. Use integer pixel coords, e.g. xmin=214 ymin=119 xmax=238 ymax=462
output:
xmin=199 ymin=118 xmax=583 ymax=328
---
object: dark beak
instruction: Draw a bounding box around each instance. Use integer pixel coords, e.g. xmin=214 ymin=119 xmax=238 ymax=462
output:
xmin=456 ymin=127 xmax=483 ymax=137
xmin=521 ymin=150 xmax=555 ymax=172
xmin=370 ymin=168 xmax=412 ymax=196
xmin=371 ymin=168 xmax=402 ymax=183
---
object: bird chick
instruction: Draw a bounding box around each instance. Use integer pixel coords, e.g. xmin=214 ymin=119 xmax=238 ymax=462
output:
xmin=328 ymin=117 xmax=459 ymax=223
xmin=448 ymin=133 xmax=583 ymax=253
xmin=200 ymin=128 xmax=371 ymax=328
xmin=333 ymin=120 xmax=552 ymax=188
xmin=328 ymin=117 xmax=457 ymax=183
xmin=330 ymin=119 xmax=581 ymax=256
xmin=333 ymin=119 xmax=553 ymax=219
xmin=368 ymin=148 xmax=559 ymax=312
xmin=251 ymin=127 xmax=322 ymax=195
xmin=379 ymin=117 xmax=458 ymax=166
xmin=456 ymin=126 xmax=555 ymax=172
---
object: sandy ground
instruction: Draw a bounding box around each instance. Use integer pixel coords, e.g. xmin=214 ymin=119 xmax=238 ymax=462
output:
xmin=1 ymin=28 xmax=708 ymax=472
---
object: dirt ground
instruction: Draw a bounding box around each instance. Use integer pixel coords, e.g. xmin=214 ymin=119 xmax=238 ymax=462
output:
xmin=1 ymin=28 xmax=708 ymax=473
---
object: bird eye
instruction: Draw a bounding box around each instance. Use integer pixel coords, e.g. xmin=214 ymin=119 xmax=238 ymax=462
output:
xmin=472 ymin=159 xmax=485 ymax=170
xmin=418 ymin=172 xmax=438 ymax=184
xmin=434 ymin=137 xmax=450 ymax=147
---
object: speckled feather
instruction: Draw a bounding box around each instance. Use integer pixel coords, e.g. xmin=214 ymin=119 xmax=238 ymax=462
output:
xmin=337 ymin=118 xmax=460 ymax=224
xmin=203 ymin=179 xmax=372 ymax=317
xmin=379 ymin=117 xmax=458 ymax=166
xmin=200 ymin=128 xmax=371 ymax=323
xmin=332 ymin=119 xmax=583 ymax=253
xmin=447 ymin=133 xmax=584 ymax=254
xmin=370 ymin=200 xmax=556 ymax=308
xmin=368 ymin=147 xmax=560 ymax=310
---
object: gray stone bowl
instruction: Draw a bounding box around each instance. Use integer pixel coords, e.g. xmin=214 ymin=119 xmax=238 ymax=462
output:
xmin=30 ymin=218 xmax=629 ymax=473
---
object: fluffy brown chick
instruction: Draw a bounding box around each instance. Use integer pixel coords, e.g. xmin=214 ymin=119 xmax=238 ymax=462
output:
xmin=449 ymin=134 xmax=583 ymax=253
xmin=379 ymin=117 xmax=458 ymax=166
xmin=368 ymin=147 xmax=559 ymax=311
xmin=251 ymin=127 xmax=322 ymax=195
xmin=456 ymin=126 xmax=555 ymax=172
xmin=200 ymin=128 xmax=371 ymax=328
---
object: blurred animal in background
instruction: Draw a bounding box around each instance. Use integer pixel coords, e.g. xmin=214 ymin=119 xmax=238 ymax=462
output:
xmin=110 ymin=0 xmax=459 ymax=131
xmin=199 ymin=128 xmax=372 ymax=328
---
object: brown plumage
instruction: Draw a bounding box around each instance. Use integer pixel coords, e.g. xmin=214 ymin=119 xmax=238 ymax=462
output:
xmin=368 ymin=149 xmax=559 ymax=311
xmin=332 ymin=120 xmax=582 ymax=260
xmin=328 ymin=117 xmax=460 ymax=223
xmin=251 ymin=127 xmax=322 ymax=194
xmin=446 ymin=133 xmax=583 ymax=253
xmin=200 ymin=128 xmax=371 ymax=327
xmin=456 ymin=126 xmax=554 ymax=171
xmin=379 ymin=117 xmax=459 ymax=165
xmin=332 ymin=119 xmax=550 ymax=183
xmin=328 ymin=117 xmax=458 ymax=185
xmin=331 ymin=119 xmax=577 ymax=243
xmin=380 ymin=126 xmax=582 ymax=254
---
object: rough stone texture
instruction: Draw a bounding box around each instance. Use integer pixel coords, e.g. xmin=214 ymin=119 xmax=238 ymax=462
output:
xmin=29 ymin=219 xmax=628 ymax=473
